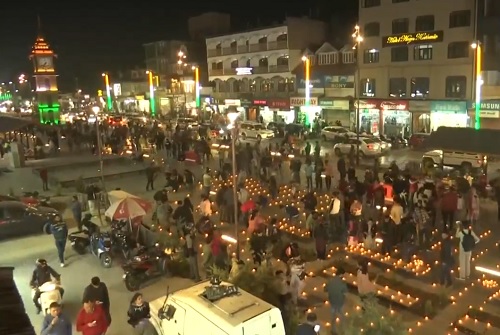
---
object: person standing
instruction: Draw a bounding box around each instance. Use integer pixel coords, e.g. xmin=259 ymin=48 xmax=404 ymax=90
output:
xmin=390 ymin=198 xmax=404 ymax=244
xmin=455 ymin=222 xmax=480 ymax=280
xmin=76 ymin=300 xmax=108 ymax=335
xmin=324 ymin=159 xmax=333 ymax=191
xmin=357 ymin=260 xmax=376 ymax=303
xmin=145 ymin=163 xmax=156 ymax=191
xmin=82 ymin=277 xmax=111 ymax=326
xmin=39 ymin=168 xmax=49 ymax=191
xmin=50 ymin=215 xmax=68 ymax=267
xmin=324 ymin=267 xmax=347 ymax=334
xmin=413 ymin=202 xmax=431 ymax=249
xmin=41 ymin=302 xmax=72 ymax=335
xmin=296 ymin=312 xmax=319 ymax=335
xmin=439 ymin=231 xmax=454 ymax=287
xmin=202 ymin=167 xmax=212 ymax=196
xmin=183 ymin=223 xmax=200 ymax=281
xmin=440 ymin=187 xmax=458 ymax=230
xmin=71 ymin=195 xmax=83 ymax=231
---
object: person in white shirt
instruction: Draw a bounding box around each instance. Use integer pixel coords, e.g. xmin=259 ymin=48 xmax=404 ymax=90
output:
xmin=202 ymin=167 xmax=212 ymax=196
xmin=238 ymin=185 xmax=249 ymax=204
xmin=329 ymin=191 xmax=341 ymax=228
xmin=199 ymin=195 xmax=212 ymax=217
xmin=455 ymin=222 xmax=480 ymax=280
xmin=390 ymin=199 xmax=404 ymax=244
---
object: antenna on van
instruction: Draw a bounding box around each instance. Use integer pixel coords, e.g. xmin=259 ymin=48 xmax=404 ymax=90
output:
xmin=158 ymin=286 xmax=170 ymax=320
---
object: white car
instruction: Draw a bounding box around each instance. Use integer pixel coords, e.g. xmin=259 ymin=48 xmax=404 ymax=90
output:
xmin=239 ymin=122 xmax=274 ymax=140
xmin=362 ymin=136 xmax=391 ymax=153
xmin=321 ymin=126 xmax=356 ymax=141
xmin=333 ymin=137 xmax=381 ymax=157
xmin=174 ymin=117 xmax=199 ymax=130
xmin=422 ymin=150 xmax=486 ymax=170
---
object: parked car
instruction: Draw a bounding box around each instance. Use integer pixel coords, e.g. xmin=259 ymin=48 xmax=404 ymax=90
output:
xmin=363 ymin=136 xmax=391 ymax=153
xmin=174 ymin=117 xmax=199 ymax=130
xmin=333 ymin=137 xmax=381 ymax=157
xmin=239 ymin=121 xmax=274 ymax=140
xmin=267 ymin=122 xmax=286 ymax=137
xmin=321 ymin=126 xmax=356 ymax=142
xmin=284 ymin=123 xmax=309 ymax=138
xmin=0 ymin=201 xmax=59 ymax=240
xmin=409 ymin=133 xmax=430 ymax=149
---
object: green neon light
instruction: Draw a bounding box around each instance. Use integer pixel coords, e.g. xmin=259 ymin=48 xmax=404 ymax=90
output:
xmin=106 ymin=96 xmax=112 ymax=110
xmin=150 ymin=98 xmax=156 ymax=116
xmin=0 ymin=93 xmax=12 ymax=101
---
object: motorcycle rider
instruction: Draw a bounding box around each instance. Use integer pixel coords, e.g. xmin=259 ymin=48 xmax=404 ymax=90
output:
xmin=81 ymin=213 xmax=99 ymax=252
xmin=30 ymin=258 xmax=63 ymax=314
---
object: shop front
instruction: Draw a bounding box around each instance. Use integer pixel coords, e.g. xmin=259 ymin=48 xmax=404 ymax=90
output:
xmin=379 ymin=100 xmax=410 ymax=137
xmin=268 ymin=99 xmax=293 ymax=123
xmin=354 ymin=99 xmax=380 ymax=134
xmin=469 ymin=100 xmax=500 ymax=129
xmin=223 ymin=99 xmax=246 ymax=119
xmin=318 ymin=98 xmax=350 ymax=127
xmin=290 ymin=97 xmax=320 ymax=127
xmin=252 ymin=99 xmax=270 ymax=122
xmin=409 ymin=100 xmax=431 ymax=133
xmin=430 ymin=101 xmax=468 ymax=131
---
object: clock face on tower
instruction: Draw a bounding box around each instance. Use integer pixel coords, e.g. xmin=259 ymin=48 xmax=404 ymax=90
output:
xmin=37 ymin=56 xmax=53 ymax=70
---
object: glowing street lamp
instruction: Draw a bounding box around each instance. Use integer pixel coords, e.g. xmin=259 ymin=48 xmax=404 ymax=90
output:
xmin=91 ymin=105 xmax=105 ymax=188
xmin=472 ymin=42 xmax=482 ymax=129
xmin=301 ymin=56 xmax=311 ymax=107
xmin=101 ymin=73 xmax=112 ymax=111
xmin=192 ymin=66 xmax=200 ymax=108
xmin=146 ymin=70 xmax=156 ymax=116
xmin=227 ymin=111 xmax=240 ymax=259
xmin=352 ymin=24 xmax=363 ymax=165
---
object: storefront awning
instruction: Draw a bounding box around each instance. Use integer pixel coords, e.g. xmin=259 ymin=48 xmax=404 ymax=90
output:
xmin=427 ymin=127 xmax=500 ymax=155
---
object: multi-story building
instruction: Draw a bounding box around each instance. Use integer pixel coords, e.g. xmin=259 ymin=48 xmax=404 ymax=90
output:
xmin=292 ymin=42 xmax=356 ymax=127
xmin=358 ymin=0 xmax=477 ymax=135
xmin=206 ymin=17 xmax=327 ymax=122
xmin=111 ymin=69 xmax=151 ymax=113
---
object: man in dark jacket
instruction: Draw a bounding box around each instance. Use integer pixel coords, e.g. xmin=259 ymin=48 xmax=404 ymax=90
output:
xmin=439 ymin=231 xmax=454 ymax=287
xmin=82 ymin=276 xmax=111 ymax=325
xmin=31 ymin=259 xmax=62 ymax=314
xmin=50 ymin=215 xmax=68 ymax=267
xmin=296 ymin=312 xmax=318 ymax=335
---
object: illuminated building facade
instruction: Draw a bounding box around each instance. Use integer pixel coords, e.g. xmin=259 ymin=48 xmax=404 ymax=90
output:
xmin=30 ymin=35 xmax=59 ymax=123
xmin=358 ymin=0 xmax=477 ymax=133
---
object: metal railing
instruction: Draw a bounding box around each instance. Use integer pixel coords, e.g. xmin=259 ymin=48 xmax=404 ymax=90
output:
xmin=207 ymin=40 xmax=289 ymax=56
xmin=268 ymin=65 xmax=289 ymax=73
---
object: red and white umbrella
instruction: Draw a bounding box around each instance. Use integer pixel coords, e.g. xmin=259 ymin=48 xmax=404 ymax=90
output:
xmin=105 ymin=197 xmax=152 ymax=220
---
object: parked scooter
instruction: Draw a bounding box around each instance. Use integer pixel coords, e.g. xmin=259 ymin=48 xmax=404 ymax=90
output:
xmin=110 ymin=220 xmax=134 ymax=259
xmin=68 ymin=216 xmax=99 ymax=255
xmin=90 ymin=232 xmax=113 ymax=268
xmin=122 ymin=243 xmax=172 ymax=291
xmin=31 ymin=281 xmax=63 ymax=316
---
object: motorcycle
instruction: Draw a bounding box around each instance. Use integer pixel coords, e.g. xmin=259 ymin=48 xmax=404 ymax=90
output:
xmin=122 ymin=244 xmax=172 ymax=291
xmin=110 ymin=220 xmax=134 ymax=259
xmin=31 ymin=281 xmax=62 ymax=316
xmin=90 ymin=232 xmax=113 ymax=268
xmin=68 ymin=230 xmax=91 ymax=255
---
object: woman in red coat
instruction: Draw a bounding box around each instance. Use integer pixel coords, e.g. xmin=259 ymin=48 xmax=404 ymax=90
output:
xmin=76 ymin=300 xmax=108 ymax=335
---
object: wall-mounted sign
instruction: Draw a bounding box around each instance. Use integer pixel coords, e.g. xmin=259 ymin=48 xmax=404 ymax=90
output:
xmin=470 ymin=100 xmax=500 ymax=110
xmin=290 ymin=97 xmax=318 ymax=106
xmin=354 ymin=100 xmax=378 ymax=110
xmin=113 ymin=83 xmax=122 ymax=97
xmin=225 ymin=99 xmax=241 ymax=106
xmin=236 ymin=67 xmax=252 ymax=75
xmin=253 ymin=100 xmax=267 ymax=106
xmin=379 ymin=100 xmax=408 ymax=110
xmin=325 ymin=75 xmax=355 ymax=89
xmin=382 ymin=30 xmax=444 ymax=47
xmin=431 ymin=101 xmax=467 ymax=113
xmin=318 ymin=98 xmax=350 ymax=109
xmin=479 ymin=110 xmax=500 ymax=118
xmin=268 ymin=99 xmax=290 ymax=109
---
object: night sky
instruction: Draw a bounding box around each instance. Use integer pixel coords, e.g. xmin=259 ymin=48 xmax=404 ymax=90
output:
xmin=0 ymin=1 xmax=356 ymax=93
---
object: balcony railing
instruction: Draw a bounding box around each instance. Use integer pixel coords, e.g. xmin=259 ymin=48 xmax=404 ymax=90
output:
xmin=268 ymin=40 xmax=288 ymax=50
xmin=269 ymin=65 xmax=289 ymax=73
xmin=222 ymin=47 xmax=238 ymax=55
xmin=223 ymin=68 xmax=237 ymax=75
xmin=252 ymin=66 xmax=269 ymax=74
xmin=209 ymin=69 xmax=224 ymax=76
xmin=237 ymin=45 xmax=249 ymax=53
xmin=249 ymin=43 xmax=268 ymax=52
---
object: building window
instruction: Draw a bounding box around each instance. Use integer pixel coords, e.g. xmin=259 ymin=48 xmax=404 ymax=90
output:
xmin=449 ymin=10 xmax=471 ymax=28
xmin=364 ymin=22 xmax=380 ymax=37
xmin=343 ymin=51 xmax=354 ymax=63
xmin=414 ymin=44 xmax=433 ymax=60
xmin=445 ymin=76 xmax=467 ymax=98
xmin=448 ymin=42 xmax=470 ymax=59
xmin=230 ymin=60 xmax=238 ymax=68
xmin=391 ymin=46 xmax=408 ymax=62
xmin=415 ymin=15 xmax=435 ymax=31
xmin=287 ymin=78 xmax=295 ymax=92
xmin=277 ymin=79 xmax=287 ymax=92
xmin=410 ymin=77 xmax=430 ymax=98
xmin=362 ymin=0 xmax=380 ymax=8
xmin=389 ymin=78 xmax=407 ymax=97
xmin=392 ymin=18 xmax=409 ymax=34
xmin=232 ymin=81 xmax=240 ymax=93
xmin=249 ymin=80 xmax=256 ymax=92
xmin=360 ymin=78 xmax=376 ymax=97
xmin=363 ymin=49 xmax=380 ymax=63
xmin=318 ymin=53 xmax=335 ymax=65
xmin=246 ymin=59 xmax=251 ymax=67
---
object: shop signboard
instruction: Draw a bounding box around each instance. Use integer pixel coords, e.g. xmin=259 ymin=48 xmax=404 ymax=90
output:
xmin=431 ymin=101 xmax=467 ymax=113
xmin=470 ymin=100 xmax=500 ymax=111
xmin=382 ymin=30 xmax=444 ymax=47
xmin=269 ymin=99 xmax=290 ymax=109
xmin=409 ymin=100 xmax=431 ymax=112
xmin=353 ymin=99 xmax=378 ymax=110
xmin=479 ymin=110 xmax=500 ymax=118
xmin=379 ymin=100 xmax=408 ymax=111
xmin=240 ymin=98 xmax=252 ymax=106
xmin=318 ymin=98 xmax=349 ymax=109
xmin=253 ymin=100 xmax=267 ymax=106
xmin=290 ymin=97 xmax=318 ymax=106
xmin=225 ymin=99 xmax=241 ymax=106
xmin=324 ymin=75 xmax=355 ymax=89
xmin=296 ymin=72 xmax=325 ymax=88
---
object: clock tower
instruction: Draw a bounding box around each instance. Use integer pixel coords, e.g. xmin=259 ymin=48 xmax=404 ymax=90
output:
xmin=29 ymin=32 xmax=59 ymax=123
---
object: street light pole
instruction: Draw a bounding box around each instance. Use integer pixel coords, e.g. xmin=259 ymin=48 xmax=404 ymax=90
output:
xmin=92 ymin=106 xmax=105 ymax=190
xmin=227 ymin=112 xmax=240 ymax=259
xmin=353 ymin=25 xmax=363 ymax=166
xmin=471 ymin=42 xmax=482 ymax=129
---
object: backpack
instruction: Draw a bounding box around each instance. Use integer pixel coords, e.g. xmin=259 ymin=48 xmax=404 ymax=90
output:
xmin=461 ymin=230 xmax=476 ymax=252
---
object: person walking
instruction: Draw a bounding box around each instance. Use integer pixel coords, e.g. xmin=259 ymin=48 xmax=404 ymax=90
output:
xmin=71 ymin=195 xmax=83 ymax=231
xmin=357 ymin=260 xmax=376 ymax=303
xmin=49 ymin=215 xmax=68 ymax=267
xmin=76 ymin=300 xmax=108 ymax=335
xmin=202 ymin=167 xmax=212 ymax=196
xmin=439 ymin=231 xmax=454 ymax=287
xmin=41 ymin=302 xmax=72 ymax=335
xmin=82 ymin=277 xmax=111 ymax=326
xmin=455 ymin=222 xmax=480 ymax=280
xmin=324 ymin=267 xmax=347 ymax=334
xmin=296 ymin=312 xmax=319 ymax=335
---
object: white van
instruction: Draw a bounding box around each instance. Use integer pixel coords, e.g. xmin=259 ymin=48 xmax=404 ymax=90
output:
xmin=149 ymin=280 xmax=286 ymax=335
xmin=422 ymin=150 xmax=487 ymax=170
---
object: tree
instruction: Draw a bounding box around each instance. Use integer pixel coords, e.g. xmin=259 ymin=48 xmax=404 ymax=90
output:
xmin=339 ymin=295 xmax=407 ymax=335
